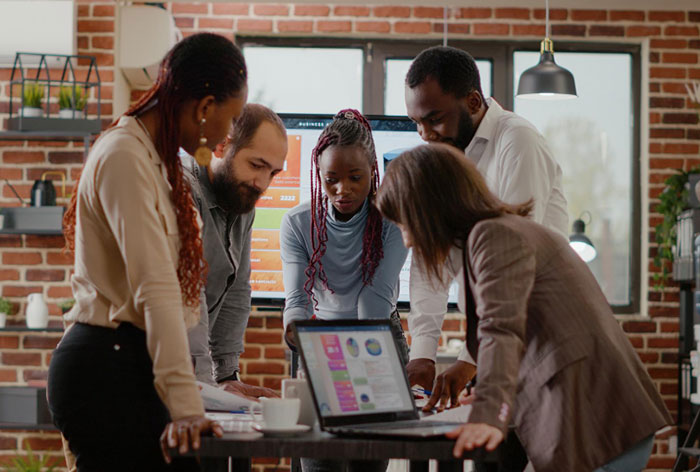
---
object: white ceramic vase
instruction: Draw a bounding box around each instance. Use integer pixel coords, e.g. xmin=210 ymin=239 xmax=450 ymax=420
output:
xmin=26 ymin=293 xmax=49 ymax=329
xmin=0 ymin=312 xmax=6 ymax=329
xmin=20 ymin=107 xmax=43 ymax=118
xmin=58 ymin=109 xmax=81 ymax=119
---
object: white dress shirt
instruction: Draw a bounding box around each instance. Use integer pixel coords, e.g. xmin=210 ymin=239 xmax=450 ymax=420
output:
xmin=409 ymin=98 xmax=569 ymax=364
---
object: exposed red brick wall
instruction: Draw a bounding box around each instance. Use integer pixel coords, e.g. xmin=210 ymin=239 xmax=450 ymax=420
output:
xmin=2 ymin=2 xmax=699 ymax=470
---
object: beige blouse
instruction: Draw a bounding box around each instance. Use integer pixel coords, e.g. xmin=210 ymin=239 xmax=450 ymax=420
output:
xmin=66 ymin=116 xmax=204 ymax=420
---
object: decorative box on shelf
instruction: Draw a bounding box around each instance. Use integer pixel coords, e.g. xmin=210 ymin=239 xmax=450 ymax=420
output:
xmin=6 ymin=52 xmax=101 ymax=134
xmin=0 ymin=207 xmax=64 ymax=235
xmin=0 ymin=386 xmax=52 ymax=425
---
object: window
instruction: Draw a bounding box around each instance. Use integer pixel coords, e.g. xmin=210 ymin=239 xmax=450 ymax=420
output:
xmin=236 ymin=36 xmax=641 ymax=313
xmin=384 ymin=58 xmax=493 ymax=116
xmin=514 ymin=51 xmax=636 ymax=307
xmin=243 ymin=46 xmax=363 ymax=113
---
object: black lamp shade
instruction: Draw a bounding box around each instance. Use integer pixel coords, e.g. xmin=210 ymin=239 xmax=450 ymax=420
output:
xmin=569 ymin=218 xmax=596 ymax=262
xmin=517 ymin=51 xmax=577 ymax=100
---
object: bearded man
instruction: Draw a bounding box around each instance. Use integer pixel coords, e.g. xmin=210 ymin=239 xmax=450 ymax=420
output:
xmin=185 ymin=103 xmax=288 ymax=399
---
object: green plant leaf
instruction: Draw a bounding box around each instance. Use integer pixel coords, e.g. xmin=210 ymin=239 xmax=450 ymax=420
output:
xmin=58 ymin=85 xmax=87 ymax=111
xmin=653 ymin=166 xmax=700 ymax=288
xmin=0 ymin=297 xmax=11 ymax=314
xmin=22 ymin=82 xmax=44 ymax=109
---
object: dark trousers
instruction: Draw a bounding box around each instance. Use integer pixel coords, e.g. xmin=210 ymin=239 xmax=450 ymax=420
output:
xmin=48 ymin=322 xmax=200 ymax=472
xmin=474 ymin=429 xmax=528 ymax=472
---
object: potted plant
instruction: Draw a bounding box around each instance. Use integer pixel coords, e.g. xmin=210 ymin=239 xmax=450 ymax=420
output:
xmin=5 ymin=444 xmax=57 ymax=472
xmin=58 ymin=298 xmax=75 ymax=315
xmin=0 ymin=296 xmax=10 ymax=329
xmin=654 ymin=166 xmax=700 ymax=286
xmin=21 ymin=82 xmax=44 ymax=117
xmin=58 ymin=85 xmax=87 ymax=119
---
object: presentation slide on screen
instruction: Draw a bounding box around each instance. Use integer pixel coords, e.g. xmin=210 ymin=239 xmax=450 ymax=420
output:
xmin=247 ymin=116 xmax=459 ymax=305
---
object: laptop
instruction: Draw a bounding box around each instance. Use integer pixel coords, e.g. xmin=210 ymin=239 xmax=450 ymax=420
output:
xmin=292 ymin=319 xmax=464 ymax=438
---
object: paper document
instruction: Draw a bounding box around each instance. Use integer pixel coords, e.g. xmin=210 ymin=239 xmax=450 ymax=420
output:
xmin=205 ymin=412 xmax=255 ymax=432
xmin=197 ymin=381 xmax=258 ymax=412
xmin=421 ymin=404 xmax=471 ymax=423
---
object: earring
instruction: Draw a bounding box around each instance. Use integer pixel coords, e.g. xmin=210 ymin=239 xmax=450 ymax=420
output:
xmin=194 ymin=117 xmax=212 ymax=166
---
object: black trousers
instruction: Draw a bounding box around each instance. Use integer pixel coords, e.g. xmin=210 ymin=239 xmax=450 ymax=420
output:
xmin=48 ymin=322 xmax=200 ymax=472
xmin=474 ymin=429 xmax=528 ymax=472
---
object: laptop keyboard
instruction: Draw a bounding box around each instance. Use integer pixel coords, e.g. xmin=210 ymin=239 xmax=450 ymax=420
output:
xmin=333 ymin=420 xmax=460 ymax=432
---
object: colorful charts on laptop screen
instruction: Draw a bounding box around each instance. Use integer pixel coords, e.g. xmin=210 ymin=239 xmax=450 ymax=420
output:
xmin=298 ymin=324 xmax=415 ymax=418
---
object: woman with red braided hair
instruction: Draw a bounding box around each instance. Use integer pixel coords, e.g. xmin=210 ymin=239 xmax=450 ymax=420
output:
xmin=48 ymin=33 xmax=247 ymax=471
xmin=280 ymin=109 xmax=408 ymax=472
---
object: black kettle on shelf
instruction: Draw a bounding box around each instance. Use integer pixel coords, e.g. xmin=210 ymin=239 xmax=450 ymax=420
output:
xmin=30 ymin=171 xmax=66 ymax=207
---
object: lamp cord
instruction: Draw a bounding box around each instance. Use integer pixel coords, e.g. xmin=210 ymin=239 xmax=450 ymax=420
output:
xmin=443 ymin=6 xmax=448 ymax=47
xmin=545 ymin=0 xmax=550 ymax=38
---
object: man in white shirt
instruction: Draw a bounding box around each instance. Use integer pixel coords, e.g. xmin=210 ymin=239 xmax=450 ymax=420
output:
xmin=404 ymin=46 xmax=569 ymax=412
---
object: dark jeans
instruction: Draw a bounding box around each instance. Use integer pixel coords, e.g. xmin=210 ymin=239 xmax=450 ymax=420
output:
xmin=48 ymin=322 xmax=200 ymax=472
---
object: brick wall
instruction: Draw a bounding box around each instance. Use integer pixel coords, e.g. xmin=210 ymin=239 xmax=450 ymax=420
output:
xmin=1 ymin=1 xmax=699 ymax=470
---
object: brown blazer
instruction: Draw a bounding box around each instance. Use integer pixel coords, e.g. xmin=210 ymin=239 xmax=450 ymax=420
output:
xmin=462 ymin=214 xmax=671 ymax=472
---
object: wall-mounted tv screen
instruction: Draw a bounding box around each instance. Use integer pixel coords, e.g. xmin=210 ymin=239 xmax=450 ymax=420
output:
xmin=249 ymin=114 xmax=459 ymax=307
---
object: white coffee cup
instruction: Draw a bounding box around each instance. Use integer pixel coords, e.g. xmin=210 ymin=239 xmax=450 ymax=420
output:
xmin=282 ymin=378 xmax=317 ymax=427
xmin=259 ymin=397 xmax=300 ymax=429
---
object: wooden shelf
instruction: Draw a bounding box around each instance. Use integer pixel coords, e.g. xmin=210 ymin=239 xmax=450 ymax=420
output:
xmin=0 ymin=422 xmax=56 ymax=431
xmin=0 ymin=130 xmax=94 ymax=141
xmin=0 ymin=228 xmax=62 ymax=235
xmin=0 ymin=326 xmax=63 ymax=332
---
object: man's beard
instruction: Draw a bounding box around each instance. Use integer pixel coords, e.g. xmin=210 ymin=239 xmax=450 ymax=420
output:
xmin=210 ymin=158 xmax=262 ymax=215
xmin=440 ymin=109 xmax=476 ymax=152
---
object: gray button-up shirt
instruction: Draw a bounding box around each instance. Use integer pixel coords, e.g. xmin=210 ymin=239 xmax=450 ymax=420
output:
xmin=183 ymin=155 xmax=254 ymax=385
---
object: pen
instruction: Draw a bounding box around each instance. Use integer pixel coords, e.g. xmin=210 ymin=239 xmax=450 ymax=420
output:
xmin=465 ymin=376 xmax=477 ymax=396
xmin=412 ymin=386 xmax=432 ymax=396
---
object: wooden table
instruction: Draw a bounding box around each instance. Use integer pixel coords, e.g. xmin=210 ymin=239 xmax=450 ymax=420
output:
xmin=177 ymin=429 xmax=498 ymax=472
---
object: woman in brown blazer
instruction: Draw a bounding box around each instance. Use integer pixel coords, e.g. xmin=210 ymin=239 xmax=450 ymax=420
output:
xmin=376 ymin=143 xmax=671 ymax=472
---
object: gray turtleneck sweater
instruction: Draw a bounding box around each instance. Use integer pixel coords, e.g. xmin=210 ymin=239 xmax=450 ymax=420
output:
xmin=280 ymin=199 xmax=408 ymax=328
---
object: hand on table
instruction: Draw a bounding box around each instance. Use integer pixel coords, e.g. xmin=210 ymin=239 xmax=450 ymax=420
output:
xmin=160 ymin=415 xmax=223 ymax=464
xmin=406 ymin=358 xmax=436 ymax=392
xmin=458 ymin=389 xmax=476 ymax=405
xmin=219 ymin=380 xmax=280 ymax=401
xmin=423 ymin=360 xmax=476 ymax=412
xmin=446 ymin=423 xmax=504 ymax=458
xmin=284 ymin=325 xmax=296 ymax=348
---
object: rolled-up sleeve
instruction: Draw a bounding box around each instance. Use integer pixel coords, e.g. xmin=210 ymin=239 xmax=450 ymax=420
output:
xmin=96 ymin=150 xmax=204 ymax=420
xmin=407 ymin=258 xmax=454 ymax=362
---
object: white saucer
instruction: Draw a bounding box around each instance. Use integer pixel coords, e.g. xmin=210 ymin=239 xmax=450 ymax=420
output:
xmin=252 ymin=423 xmax=311 ymax=436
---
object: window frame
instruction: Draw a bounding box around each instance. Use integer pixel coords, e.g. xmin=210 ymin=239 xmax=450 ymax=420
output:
xmin=236 ymin=35 xmax=642 ymax=314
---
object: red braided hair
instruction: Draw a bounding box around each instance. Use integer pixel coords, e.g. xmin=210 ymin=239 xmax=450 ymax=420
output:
xmin=304 ymin=109 xmax=384 ymax=309
xmin=63 ymin=33 xmax=247 ymax=307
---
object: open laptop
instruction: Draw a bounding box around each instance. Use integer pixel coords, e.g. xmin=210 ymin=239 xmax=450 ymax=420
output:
xmin=292 ymin=319 xmax=464 ymax=437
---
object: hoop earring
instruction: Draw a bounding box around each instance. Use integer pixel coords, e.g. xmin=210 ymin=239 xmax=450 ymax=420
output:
xmin=194 ymin=117 xmax=212 ymax=166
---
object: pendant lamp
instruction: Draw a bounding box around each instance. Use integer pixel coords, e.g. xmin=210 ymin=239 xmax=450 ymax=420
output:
xmin=569 ymin=212 xmax=596 ymax=263
xmin=517 ymin=0 xmax=577 ymax=100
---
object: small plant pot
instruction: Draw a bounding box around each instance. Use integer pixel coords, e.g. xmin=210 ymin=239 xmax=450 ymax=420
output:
xmin=20 ymin=107 xmax=43 ymax=118
xmin=0 ymin=312 xmax=6 ymax=328
xmin=58 ymin=108 xmax=83 ymax=119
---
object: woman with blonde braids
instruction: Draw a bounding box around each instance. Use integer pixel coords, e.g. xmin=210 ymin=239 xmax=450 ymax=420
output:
xmin=280 ymin=109 xmax=408 ymax=472
xmin=48 ymin=33 xmax=248 ymax=471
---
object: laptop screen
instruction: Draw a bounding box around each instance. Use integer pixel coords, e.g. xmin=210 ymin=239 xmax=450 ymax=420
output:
xmin=295 ymin=321 xmax=415 ymax=420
